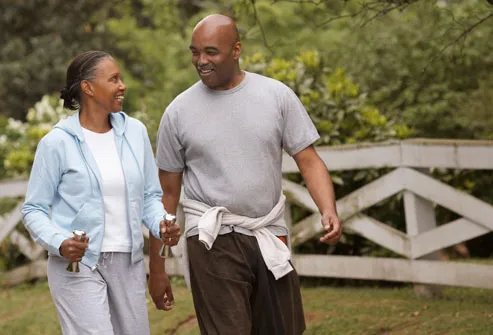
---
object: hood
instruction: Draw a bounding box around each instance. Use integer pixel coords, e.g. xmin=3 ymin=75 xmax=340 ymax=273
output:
xmin=53 ymin=111 xmax=128 ymax=141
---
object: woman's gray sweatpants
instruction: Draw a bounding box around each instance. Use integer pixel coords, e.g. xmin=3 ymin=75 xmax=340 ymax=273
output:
xmin=47 ymin=253 xmax=150 ymax=335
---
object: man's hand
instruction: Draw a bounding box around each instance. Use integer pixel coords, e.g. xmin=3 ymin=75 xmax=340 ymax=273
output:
xmin=59 ymin=236 xmax=89 ymax=262
xmin=320 ymin=213 xmax=342 ymax=244
xmin=149 ymin=272 xmax=175 ymax=311
xmin=160 ymin=220 xmax=181 ymax=246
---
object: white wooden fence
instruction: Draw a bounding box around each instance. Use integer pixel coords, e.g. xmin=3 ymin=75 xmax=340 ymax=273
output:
xmin=1 ymin=139 xmax=493 ymax=289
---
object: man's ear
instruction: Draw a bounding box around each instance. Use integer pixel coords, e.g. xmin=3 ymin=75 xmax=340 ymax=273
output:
xmin=232 ymin=41 xmax=242 ymax=60
xmin=81 ymin=80 xmax=94 ymax=97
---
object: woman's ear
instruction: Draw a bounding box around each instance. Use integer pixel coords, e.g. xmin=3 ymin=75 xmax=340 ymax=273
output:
xmin=81 ymin=80 xmax=94 ymax=97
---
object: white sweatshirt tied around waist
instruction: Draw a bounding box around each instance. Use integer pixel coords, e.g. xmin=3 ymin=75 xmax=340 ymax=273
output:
xmin=181 ymin=195 xmax=293 ymax=289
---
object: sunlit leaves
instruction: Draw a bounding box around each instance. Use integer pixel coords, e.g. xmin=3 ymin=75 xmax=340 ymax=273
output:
xmin=1 ymin=95 xmax=69 ymax=178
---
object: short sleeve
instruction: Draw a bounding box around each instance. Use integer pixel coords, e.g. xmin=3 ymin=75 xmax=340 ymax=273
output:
xmin=156 ymin=106 xmax=185 ymax=172
xmin=280 ymin=86 xmax=320 ymax=156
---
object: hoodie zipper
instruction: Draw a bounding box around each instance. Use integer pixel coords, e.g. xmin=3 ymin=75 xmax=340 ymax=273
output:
xmin=121 ymin=132 xmax=147 ymax=263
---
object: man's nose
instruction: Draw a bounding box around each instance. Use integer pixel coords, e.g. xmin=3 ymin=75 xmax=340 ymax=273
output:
xmin=198 ymin=53 xmax=208 ymax=66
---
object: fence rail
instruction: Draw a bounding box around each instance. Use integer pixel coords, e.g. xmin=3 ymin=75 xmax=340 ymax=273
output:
xmin=1 ymin=139 xmax=493 ymax=289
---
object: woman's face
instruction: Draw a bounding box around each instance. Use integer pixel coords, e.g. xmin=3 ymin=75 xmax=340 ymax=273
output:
xmin=86 ymin=57 xmax=126 ymax=113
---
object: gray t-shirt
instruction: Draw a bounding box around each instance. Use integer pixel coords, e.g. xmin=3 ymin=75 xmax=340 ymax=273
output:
xmin=156 ymin=71 xmax=319 ymax=218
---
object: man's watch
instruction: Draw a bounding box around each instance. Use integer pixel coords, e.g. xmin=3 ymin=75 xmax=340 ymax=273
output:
xmin=160 ymin=214 xmax=177 ymax=239
xmin=160 ymin=213 xmax=177 ymax=258
xmin=164 ymin=213 xmax=177 ymax=224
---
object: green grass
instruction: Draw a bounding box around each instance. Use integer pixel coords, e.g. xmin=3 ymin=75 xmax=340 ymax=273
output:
xmin=1 ymin=279 xmax=493 ymax=334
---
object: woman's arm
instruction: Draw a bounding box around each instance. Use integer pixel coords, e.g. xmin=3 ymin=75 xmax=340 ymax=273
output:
xmin=22 ymin=137 xmax=71 ymax=256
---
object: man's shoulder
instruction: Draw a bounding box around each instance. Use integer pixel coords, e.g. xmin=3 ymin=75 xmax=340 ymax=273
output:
xmin=246 ymin=72 xmax=292 ymax=93
xmin=166 ymin=81 xmax=203 ymax=114
xmin=247 ymin=71 xmax=287 ymax=86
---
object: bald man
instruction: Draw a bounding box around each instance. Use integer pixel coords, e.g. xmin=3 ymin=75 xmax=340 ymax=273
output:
xmin=149 ymin=14 xmax=342 ymax=335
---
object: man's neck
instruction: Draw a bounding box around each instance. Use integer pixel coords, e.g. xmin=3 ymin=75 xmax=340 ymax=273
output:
xmin=212 ymin=69 xmax=245 ymax=91
xmin=228 ymin=70 xmax=245 ymax=89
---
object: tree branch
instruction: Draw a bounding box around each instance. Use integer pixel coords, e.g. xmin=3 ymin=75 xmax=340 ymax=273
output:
xmin=423 ymin=12 xmax=493 ymax=71
xmin=359 ymin=0 xmax=420 ymax=27
xmin=273 ymin=0 xmax=323 ymax=3
xmin=250 ymin=0 xmax=274 ymax=52
xmin=311 ymin=0 xmax=421 ymax=28
xmin=255 ymin=0 xmax=493 ymax=65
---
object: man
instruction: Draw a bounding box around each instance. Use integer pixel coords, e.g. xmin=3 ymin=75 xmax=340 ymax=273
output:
xmin=149 ymin=14 xmax=342 ymax=335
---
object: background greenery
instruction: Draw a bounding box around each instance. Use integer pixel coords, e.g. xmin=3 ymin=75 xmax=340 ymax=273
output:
xmin=1 ymin=0 xmax=493 ymax=273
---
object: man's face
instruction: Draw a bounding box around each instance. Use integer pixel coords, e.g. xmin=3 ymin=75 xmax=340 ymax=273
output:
xmin=189 ymin=26 xmax=240 ymax=90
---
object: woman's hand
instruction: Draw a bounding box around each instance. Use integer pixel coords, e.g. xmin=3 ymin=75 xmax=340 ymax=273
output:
xmin=59 ymin=236 xmax=89 ymax=262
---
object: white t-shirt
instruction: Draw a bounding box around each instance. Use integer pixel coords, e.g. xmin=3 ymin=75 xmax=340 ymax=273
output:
xmin=82 ymin=128 xmax=132 ymax=252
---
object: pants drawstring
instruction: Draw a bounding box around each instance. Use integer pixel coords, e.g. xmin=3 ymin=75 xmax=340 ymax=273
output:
xmin=101 ymin=252 xmax=114 ymax=268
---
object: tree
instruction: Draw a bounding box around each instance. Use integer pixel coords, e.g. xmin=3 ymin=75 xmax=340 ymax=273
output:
xmin=0 ymin=0 xmax=117 ymax=120
xmin=225 ymin=0 xmax=493 ymax=139
xmin=320 ymin=0 xmax=493 ymax=139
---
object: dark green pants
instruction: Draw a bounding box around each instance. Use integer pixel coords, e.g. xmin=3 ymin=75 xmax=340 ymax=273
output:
xmin=187 ymin=232 xmax=306 ymax=335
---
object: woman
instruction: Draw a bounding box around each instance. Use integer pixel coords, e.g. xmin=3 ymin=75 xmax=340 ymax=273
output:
xmin=21 ymin=51 xmax=179 ymax=335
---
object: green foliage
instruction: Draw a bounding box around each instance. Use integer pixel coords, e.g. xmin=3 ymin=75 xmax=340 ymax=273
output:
xmin=0 ymin=0 xmax=119 ymax=120
xmin=104 ymin=0 xmax=199 ymax=135
xmin=0 ymin=197 xmax=24 ymax=272
xmin=320 ymin=0 xmax=493 ymax=140
xmin=3 ymin=0 xmax=492 ymax=141
xmin=244 ymin=50 xmax=409 ymax=147
xmin=200 ymin=0 xmax=493 ymax=140
xmin=1 ymin=96 xmax=71 ymax=178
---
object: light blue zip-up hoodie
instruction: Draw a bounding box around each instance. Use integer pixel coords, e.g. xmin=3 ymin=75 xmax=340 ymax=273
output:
xmin=22 ymin=111 xmax=165 ymax=270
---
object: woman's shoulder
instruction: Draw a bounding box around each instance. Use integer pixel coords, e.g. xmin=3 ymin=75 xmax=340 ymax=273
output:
xmin=39 ymin=127 xmax=73 ymax=148
xmin=125 ymin=114 xmax=146 ymax=132
xmin=30 ymin=128 xmax=74 ymax=161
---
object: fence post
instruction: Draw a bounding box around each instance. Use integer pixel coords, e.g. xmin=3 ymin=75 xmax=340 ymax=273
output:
xmin=404 ymin=189 xmax=443 ymax=298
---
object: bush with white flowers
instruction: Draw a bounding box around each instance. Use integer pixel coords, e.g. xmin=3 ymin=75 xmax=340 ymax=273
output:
xmin=0 ymin=95 xmax=70 ymax=179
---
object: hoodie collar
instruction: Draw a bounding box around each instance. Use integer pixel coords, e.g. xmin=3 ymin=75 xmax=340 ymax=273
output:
xmin=54 ymin=111 xmax=127 ymax=141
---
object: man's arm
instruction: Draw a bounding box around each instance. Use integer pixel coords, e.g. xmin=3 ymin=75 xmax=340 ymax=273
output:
xmin=293 ymin=145 xmax=342 ymax=244
xmin=149 ymin=169 xmax=183 ymax=311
